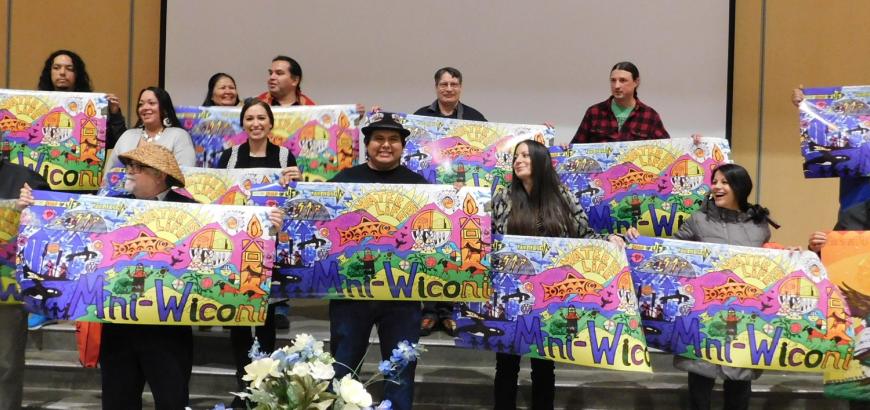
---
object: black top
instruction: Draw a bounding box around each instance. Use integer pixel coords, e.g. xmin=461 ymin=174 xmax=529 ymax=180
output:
xmin=414 ymin=101 xmax=487 ymax=122
xmin=835 ymin=200 xmax=870 ymax=230
xmin=216 ymin=141 xmax=297 ymax=169
xmin=0 ymin=158 xmax=50 ymax=199
xmin=329 ymin=163 xmax=428 ymax=184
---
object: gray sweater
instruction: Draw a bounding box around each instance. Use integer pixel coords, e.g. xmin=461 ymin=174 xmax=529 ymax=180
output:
xmin=103 ymin=127 xmax=197 ymax=177
xmin=672 ymin=198 xmax=773 ymax=381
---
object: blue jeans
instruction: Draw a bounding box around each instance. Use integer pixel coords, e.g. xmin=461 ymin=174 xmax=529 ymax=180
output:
xmin=329 ymin=300 xmax=421 ymax=410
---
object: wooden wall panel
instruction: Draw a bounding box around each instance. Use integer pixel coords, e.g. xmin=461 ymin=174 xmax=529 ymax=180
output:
xmin=757 ymin=0 xmax=870 ymax=244
xmin=0 ymin=0 xmax=8 ymax=87
xmin=730 ymin=1 xmax=763 ymax=186
xmin=130 ymin=0 xmax=162 ymax=121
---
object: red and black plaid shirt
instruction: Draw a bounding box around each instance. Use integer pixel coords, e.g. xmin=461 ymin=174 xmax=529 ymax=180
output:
xmin=570 ymin=97 xmax=669 ymax=143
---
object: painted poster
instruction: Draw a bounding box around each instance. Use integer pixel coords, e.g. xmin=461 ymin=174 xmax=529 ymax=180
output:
xmin=453 ymin=234 xmax=650 ymax=372
xmin=550 ymin=137 xmax=731 ymax=238
xmin=16 ymin=191 xmax=276 ymax=325
xmin=627 ymin=236 xmax=856 ymax=373
xmin=100 ymin=166 xmax=282 ymax=205
xmin=0 ymin=200 xmax=21 ymax=304
xmin=248 ymin=182 xmax=492 ymax=301
xmin=0 ymin=89 xmax=107 ymax=190
xmin=820 ymin=231 xmax=870 ymax=400
xmin=395 ymin=113 xmax=555 ymax=187
xmin=175 ymin=104 xmax=360 ymax=181
xmin=798 ymin=86 xmax=870 ymax=178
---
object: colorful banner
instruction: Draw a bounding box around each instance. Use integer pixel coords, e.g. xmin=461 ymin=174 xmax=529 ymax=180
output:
xmin=175 ymin=104 xmax=360 ymax=182
xmin=550 ymin=137 xmax=731 ymax=238
xmin=0 ymin=200 xmax=21 ymax=304
xmin=820 ymin=231 xmax=870 ymax=400
xmin=0 ymin=89 xmax=107 ymax=191
xmin=453 ymin=234 xmax=650 ymax=372
xmin=248 ymin=182 xmax=492 ymax=301
xmin=798 ymin=86 xmax=870 ymax=178
xmin=100 ymin=166 xmax=282 ymax=205
xmin=627 ymin=236 xmax=855 ymax=373
xmin=16 ymin=191 xmax=276 ymax=325
xmin=395 ymin=113 xmax=555 ymax=187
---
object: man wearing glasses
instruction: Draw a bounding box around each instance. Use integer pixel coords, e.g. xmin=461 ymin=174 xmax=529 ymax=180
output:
xmin=414 ymin=67 xmax=487 ymax=121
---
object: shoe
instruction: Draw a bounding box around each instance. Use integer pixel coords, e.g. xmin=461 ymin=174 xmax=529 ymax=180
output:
xmin=441 ymin=318 xmax=458 ymax=337
xmin=28 ymin=314 xmax=57 ymax=330
xmin=420 ymin=316 xmax=437 ymax=337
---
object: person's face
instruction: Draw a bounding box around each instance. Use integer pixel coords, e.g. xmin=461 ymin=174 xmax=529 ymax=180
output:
xmin=610 ymin=69 xmax=638 ymax=101
xmin=436 ymin=73 xmax=462 ymax=106
xmin=710 ymin=170 xmax=739 ymax=211
xmin=50 ymin=54 xmax=76 ymax=91
xmin=512 ymin=142 xmax=533 ymax=184
xmin=211 ymin=76 xmax=238 ymax=106
xmin=243 ymin=104 xmax=273 ymax=142
xmin=137 ymin=90 xmax=162 ymax=128
xmin=125 ymin=161 xmax=166 ymax=198
xmin=366 ymin=130 xmax=404 ymax=170
xmin=268 ymin=60 xmax=299 ymax=96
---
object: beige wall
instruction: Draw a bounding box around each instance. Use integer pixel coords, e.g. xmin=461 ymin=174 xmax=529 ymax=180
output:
xmin=732 ymin=0 xmax=870 ymax=245
xmin=4 ymin=0 xmax=869 ymax=245
xmin=2 ymin=0 xmax=161 ymax=122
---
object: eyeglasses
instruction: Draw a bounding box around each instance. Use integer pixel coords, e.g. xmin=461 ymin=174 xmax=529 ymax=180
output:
xmin=125 ymin=161 xmax=154 ymax=174
xmin=437 ymin=81 xmax=461 ymax=90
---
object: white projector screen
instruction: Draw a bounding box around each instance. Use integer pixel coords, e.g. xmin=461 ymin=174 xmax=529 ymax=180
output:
xmin=165 ymin=0 xmax=730 ymax=143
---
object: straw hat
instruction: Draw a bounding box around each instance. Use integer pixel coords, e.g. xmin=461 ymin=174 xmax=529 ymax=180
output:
xmin=118 ymin=143 xmax=186 ymax=187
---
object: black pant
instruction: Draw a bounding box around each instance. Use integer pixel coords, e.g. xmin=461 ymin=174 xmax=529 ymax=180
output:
xmin=494 ymin=352 xmax=554 ymax=410
xmin=687 ymin=372 xmax=751 ymax=410
xmin=100 ymin=324 xmax=193 ymax=410
xmin=230 ymin=303 xmax=277 ymax=390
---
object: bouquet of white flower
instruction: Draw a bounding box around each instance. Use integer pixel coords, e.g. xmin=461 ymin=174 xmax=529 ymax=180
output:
xmin=229 ymin=334 xmax=425 ymax=410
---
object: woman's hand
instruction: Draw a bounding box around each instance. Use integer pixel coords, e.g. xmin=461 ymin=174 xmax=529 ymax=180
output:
xmin=279 ymin=166 xmax=302 ymax=186
xmin=691 ymin=134 xmax=703 ymax=146
xmin=808 ymin=231 xmax=827 ymax=253
xmin=268 ymin=207 xmax=285 ymax=232
xmin=792 ymin=85 xmax=805 ymax=107
xmin=107 ymin=93 xmax=122 ymax=114
xmin=16 ymin=183 xmax=34 ymax=210
xmin=623 ymin=227 xmax=640 ymax=242
xmin=607 ymin=234 xmax=626 ymax=248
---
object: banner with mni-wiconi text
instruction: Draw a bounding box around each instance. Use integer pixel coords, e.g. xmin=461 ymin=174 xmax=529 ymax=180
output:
xmin=550 ymin=137 xmax=731 ymax=238
xmin=0 ymin=89 xmax=107 ymax=190
xmin=0 ymin=200 xmax=21 ymax=304
xmin=394 ymin=112 xmax=555 ymax=188
xmin=627 ymin=236 xmax=856 ymax=372
xmin=454 ymin=234 xmax=651 ymax=372
xmin=820 ymin=231 xmax=870 ymax=401
xmin=100 ymin=166 xmax=282 ymax=205
xmin=249 ymin=182 xmax=492 ymax=302
xmin=16 ymin=191 xmax=276 ymax=325
xmin=176 ymin=104 xmax=360 ymax=182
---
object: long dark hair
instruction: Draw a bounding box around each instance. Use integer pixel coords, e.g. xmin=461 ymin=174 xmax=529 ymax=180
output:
xmin=38 ymin=50 xmax=92 ymax=92
xmin=202 ymin=72 xmax=239 ymax=106
xmin=239 ymin=98 xmax=274 ymax=128
xmin=134 ymin=87 xmax=181 ymax=128
xmin=273 ymin=55 xmax=303 ymax=100
xmin=506 ymin=140 xmax=574 ymax=237
xmin=611 ymin=61 xmax=639 ymax=98
xmin=712 ymin=163 xmax=775 ymax=226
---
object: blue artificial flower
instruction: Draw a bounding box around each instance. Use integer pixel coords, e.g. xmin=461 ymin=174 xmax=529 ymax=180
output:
xmin=247 ymin=338 xmax=267 ymax=360
xmin=375 ymin=399 xmax=392 ymax=409
xmin=378 ymin=360 xmax=395 ymax=377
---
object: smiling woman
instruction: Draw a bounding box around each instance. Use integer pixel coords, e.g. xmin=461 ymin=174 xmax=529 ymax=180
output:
xmin=103 ymin=87 xmax=196 ymax=179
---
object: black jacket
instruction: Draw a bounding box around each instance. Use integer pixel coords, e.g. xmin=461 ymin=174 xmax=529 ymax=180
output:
xmin=0 ymin=158 xmax=50 ymax=199
xmin=414 ymin=101 xmax=487 ymax=122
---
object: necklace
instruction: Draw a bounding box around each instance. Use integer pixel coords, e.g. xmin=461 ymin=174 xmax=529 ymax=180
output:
xmin=141 ymin=126 xmax=165 ymax=143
